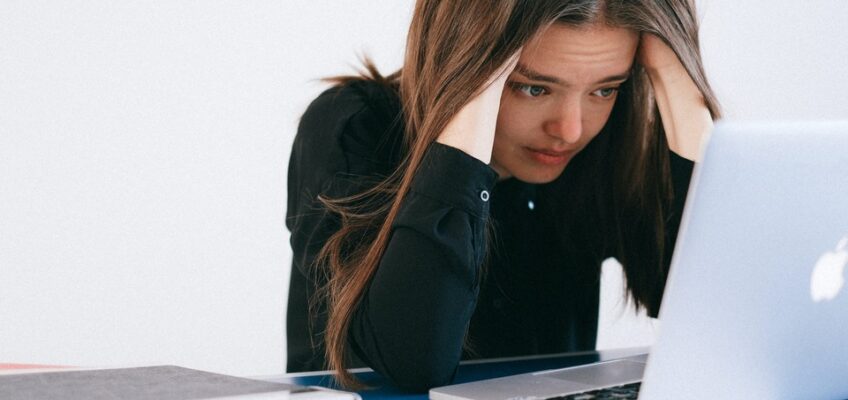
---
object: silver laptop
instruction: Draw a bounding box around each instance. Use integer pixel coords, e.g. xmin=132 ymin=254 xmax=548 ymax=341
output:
xmin=431 ymin=121 xmax=848 ymax=400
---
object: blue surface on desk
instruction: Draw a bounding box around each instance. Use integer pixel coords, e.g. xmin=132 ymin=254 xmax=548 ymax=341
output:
xmin=270 ymin=348 xmax=648 ymax=400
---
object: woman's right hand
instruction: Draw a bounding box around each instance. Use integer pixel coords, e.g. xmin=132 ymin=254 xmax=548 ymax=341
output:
xmin=435 ymin=52 xmax=520 ymax=165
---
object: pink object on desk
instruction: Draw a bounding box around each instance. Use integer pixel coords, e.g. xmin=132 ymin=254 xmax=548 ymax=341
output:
xmin=0 ymin=363 xmax=68 ymax=370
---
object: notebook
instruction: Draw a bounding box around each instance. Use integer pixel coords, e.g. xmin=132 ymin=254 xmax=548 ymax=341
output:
xmin=0 ymin=365 xmax=359 ymax=400
xmin=430 ymin=121 xmax=848 ymax=400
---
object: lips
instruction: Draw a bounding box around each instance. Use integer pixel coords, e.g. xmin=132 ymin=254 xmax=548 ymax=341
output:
xmin=524 ymin=147 xmax=573 ymax=166
xmin=529 ymin=148 xmax=570 ymax=157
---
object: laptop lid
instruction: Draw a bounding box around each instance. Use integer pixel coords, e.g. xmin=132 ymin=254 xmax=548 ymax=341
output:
xmin=640 ymin=121 xmax=848 ymax=399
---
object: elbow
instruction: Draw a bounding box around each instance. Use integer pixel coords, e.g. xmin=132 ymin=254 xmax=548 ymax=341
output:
xmin=350 ymin=329 xmax=461 ymax=393
xmin=382 ymin=357 xmax=458 ymax=393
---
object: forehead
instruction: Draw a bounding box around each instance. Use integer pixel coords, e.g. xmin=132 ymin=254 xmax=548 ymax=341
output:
xmin=519 ymin=23 xmax=639 ymax=84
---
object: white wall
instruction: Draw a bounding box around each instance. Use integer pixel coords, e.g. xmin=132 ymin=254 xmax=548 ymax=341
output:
xmin=1 ymin=1 xmax=845 ymax=377
xmin=698 ymin=0 xmax=848 ymax=120
xmin=0 ymin=0 xmax=413 ymax=376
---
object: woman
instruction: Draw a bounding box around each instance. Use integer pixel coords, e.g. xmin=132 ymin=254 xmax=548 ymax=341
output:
xmin=286 ymin=0 xmax=720 ymax=392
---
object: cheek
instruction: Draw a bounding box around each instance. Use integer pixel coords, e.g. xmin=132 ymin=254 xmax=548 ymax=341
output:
xmin=494 ymin=99 xmax=523 ymax=144
xmin=496 ymin=98 xmax=542 ymax=142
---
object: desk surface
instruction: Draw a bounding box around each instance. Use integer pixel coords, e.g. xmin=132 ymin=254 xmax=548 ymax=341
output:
xmin=259 ymin=347 xmax=649 ymax=400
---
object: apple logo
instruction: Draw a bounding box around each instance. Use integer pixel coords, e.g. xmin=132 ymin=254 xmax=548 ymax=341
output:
xmin=810 ymin=236 xmax=848 ymax=302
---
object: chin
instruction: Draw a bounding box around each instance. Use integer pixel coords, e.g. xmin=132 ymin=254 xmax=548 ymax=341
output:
xmin=511 ymin=166 xmax=567 ymax=184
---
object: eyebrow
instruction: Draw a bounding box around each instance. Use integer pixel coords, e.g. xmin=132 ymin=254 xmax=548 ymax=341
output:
xmin=514 ymin=63 xmax=631 ymax=86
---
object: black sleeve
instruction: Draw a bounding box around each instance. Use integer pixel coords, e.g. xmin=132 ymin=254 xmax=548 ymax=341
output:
xmin=349 ymin=143 xmax=497 ymax=391
xmin=668 ymin=151 xmax=695 ymax=219
xmin=665 ymin=150 xmax=695 ymax=258
xmin=651 ymin=150 xmax=696 ymax=317
xmin=286 ymin=84 xmax=384 ymax=373
xmin=286 ymin=83 xmax=498 ymax=391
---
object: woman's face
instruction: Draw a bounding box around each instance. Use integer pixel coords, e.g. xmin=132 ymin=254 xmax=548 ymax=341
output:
xmin=491 ymin=23 xmax=639 ymax=183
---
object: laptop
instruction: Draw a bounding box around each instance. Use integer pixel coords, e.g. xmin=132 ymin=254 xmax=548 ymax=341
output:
xmin=431 ymin=121 xmax=848 ymax=400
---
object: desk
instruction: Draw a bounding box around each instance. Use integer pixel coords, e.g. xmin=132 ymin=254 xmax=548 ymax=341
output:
xmin=259 ymin=347 xmax=648 ymax=400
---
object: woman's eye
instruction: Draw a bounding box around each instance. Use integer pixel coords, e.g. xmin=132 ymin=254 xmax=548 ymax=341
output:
xmin=592 ymin=87 xmax=619 ymax=99
xmin=513 ymin=83 xmax=548 ymax=98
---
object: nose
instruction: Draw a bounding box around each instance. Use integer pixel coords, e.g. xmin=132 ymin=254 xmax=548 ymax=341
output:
xmin=543 ymin=100 xmax=582 ymax=145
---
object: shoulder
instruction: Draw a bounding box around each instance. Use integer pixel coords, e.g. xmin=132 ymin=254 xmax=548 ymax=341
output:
xmin=288 ymin=79 xmax=405 ymax=214
xmin=303 ymin=79 xmax=400 ymax=127
xmin=295 ymin=79 xmax=404 ymax=175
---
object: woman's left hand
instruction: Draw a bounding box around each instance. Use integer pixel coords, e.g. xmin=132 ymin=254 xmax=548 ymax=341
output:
xmin=637 ymin=33 xmax=714 ymax=162
xmin=638 ymin=33 xmax=684 ymax=74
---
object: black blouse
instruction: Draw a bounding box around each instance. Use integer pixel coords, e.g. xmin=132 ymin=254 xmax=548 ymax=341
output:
xmin=285 ymin=80 xmax=694 ymax=391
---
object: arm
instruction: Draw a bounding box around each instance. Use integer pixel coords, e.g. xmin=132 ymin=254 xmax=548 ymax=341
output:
xmin=639 ymin=33 xmax=714 ymax=162
xmin=287 ymin=82 xmax=499 ymax=391
xmin=350 ymin=143 xmax=497 ymax=391
xmin=639 ymin=34 xmax=709 ymax=316
xmin=435 ymin=53 xmax=519 ymax=164
xmin=349 ymin=56 xmax=518 ymax=389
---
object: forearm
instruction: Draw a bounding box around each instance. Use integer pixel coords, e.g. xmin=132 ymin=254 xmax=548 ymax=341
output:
xmin=349 ymin=143 xmax=497 ymax=391
xmin=435 ymin=53 xmax=519 ymax=164
xmin=646 ymin=64 xmax=714 ymax=162
xmin=351 ymin=224 xmax=481 ymax=391
xmin=436 ymin=88 xmax=500 ymax=164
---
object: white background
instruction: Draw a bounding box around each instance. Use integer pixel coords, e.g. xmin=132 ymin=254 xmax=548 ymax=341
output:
xmin=1 ymin=1 xmax=846 ymax=376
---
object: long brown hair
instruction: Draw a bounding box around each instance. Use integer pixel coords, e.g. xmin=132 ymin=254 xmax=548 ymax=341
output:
xmin=313 ymin=0 xmax=721 ymax=388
